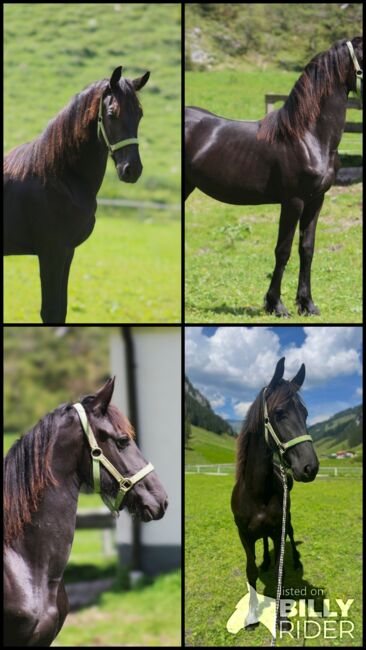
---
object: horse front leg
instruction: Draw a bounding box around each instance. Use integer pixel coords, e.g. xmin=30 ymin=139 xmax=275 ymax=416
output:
xmin=265 ymin=198 xmax=304 ymax=317
xmin=59 ymin=248 xmax=75 ymax=323
xmin=260 ymin=535 xmax=271 ymax=570
xmin=296 ymin=194 xmax=324 ymax=315
xmin=237 ymin=530 xmax=259 ymax=629
xmin=287 ymin=516 xmax=302 ymax=570
xmin=38 ymin=248 xmax=70 ymax=323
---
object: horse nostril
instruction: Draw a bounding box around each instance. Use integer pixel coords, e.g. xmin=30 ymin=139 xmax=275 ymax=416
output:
xmin=122 ymin=163 xmax=131 ymax=178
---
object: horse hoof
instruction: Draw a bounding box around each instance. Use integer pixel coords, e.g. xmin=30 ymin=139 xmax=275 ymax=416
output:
xmin=297 ymin=300 xmax=321 ymax=316
xmin=264 ymin=297 xmax=290 ymax=317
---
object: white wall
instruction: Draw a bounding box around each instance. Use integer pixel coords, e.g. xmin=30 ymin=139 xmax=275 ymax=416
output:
xmin=110 ymin=327 xmax=181 ymax=551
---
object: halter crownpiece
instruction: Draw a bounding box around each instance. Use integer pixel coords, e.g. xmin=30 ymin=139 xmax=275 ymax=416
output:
xmin=97 ymin=93 xmax=139 ymax=156
xmin=73 ymin=402 xmax=154 ymax=516
xmin=346 ymin=40 xmax=363 ymax=97
xmin=262 ymin=388 xmax=312 ymax=462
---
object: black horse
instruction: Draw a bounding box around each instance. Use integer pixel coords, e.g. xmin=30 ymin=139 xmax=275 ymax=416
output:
xmin=185 ymin=37 xmax=363 ymax=316
xmin=4 ymin=66 xmax=150 ymax=323
xmin=231 ymin=358 xmax=318 ymax=630
xmin=4 ymin=378 xmax=168 ymax=647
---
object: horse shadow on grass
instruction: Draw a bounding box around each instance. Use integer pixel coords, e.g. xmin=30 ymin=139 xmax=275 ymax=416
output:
xmin=259 ymin=540 xmax=326 ymax=606
xmin=201 ymin=304 xmax=264 ymax=318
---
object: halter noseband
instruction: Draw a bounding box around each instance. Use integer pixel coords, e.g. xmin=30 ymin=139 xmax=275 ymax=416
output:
xmin=263 ymin=388 xmax=312 ymax=462
xmin=73 ymin=402 xmax=153 ymax=516
xmin=346 ymin=40 xmax=363 ymax=97
xmin=97 ymin=94 xmax=139 ymax=156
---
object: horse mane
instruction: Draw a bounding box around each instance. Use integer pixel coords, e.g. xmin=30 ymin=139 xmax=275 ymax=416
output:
xmin=257 ymin=39 xmax=350 ymax=144
xmin=236 ymin=380 xmax=301 ymax=479
xmin=3 ymin=76 xmax=142 ymax=183
xmin=4 ymin=410 xmax=59 ymax=547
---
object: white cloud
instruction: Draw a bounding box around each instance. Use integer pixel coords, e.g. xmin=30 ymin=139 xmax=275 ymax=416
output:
xmin=233 ymin=401 xmax=252 ymax=418
xmin=283 ymin=327 xmax=362 ymax=388
xmin=210 ymin=395 xmax=226 ymax=410
xmin=356 ymin=387 xmax=363 ymax=398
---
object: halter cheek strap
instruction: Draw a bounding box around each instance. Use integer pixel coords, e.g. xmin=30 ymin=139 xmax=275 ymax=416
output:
xmin=346 ymin=41 xmax=363 ymax=98
xmin=97 ymin=94 xmax=139 ymax=156
xmin=73 ymin=402 xmax=154 ymax=516
xmin=263 ymin=389 xmax=312 ymax=461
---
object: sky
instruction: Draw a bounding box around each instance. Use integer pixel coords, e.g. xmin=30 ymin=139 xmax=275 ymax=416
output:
xmin=185 ymin=326 xmax=363 ymax=425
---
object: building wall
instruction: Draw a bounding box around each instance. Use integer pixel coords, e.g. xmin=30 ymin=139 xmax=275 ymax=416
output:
xmin=110 ymin=327 xmax=181 ymax=574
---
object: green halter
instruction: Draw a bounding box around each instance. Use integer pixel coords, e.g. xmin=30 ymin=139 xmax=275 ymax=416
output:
xmin=97 ymin=94 xmax=139 ymax=156
xmin=263 ymin=389 xmax=312 ymax=462
xmin=73 ymin=402 xmax=154 ymax=516
xmin=346 ymin=40 xmax=363 ymax=98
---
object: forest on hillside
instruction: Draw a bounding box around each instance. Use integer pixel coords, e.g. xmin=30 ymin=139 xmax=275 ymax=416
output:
xmin=4 ymin=327 xmax=111 ymax=433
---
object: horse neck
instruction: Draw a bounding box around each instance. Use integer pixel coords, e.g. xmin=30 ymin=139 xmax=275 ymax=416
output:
xmin=68 ymin=124 xmax=109 ymax=195
xmin=310 ymin=84 xmax=348 ymax=150
xmin=13 ymin=436 xmax=82 ymax=579
xmin=244 ymin=423 xmax=274 ymax=498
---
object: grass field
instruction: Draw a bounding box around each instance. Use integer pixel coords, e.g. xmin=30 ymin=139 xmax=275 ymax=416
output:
xmin=56 ymin=569 xmax=181 ymax=647
xmin=185 ymin=473 xmax=362 ymax=647
xmin=4 ymin=3 xmax=181 ymax=323
xmin=4 ymin=211 xmax=181 ymax=323
xmin=185 ymin=71 xmax=362 ymax=324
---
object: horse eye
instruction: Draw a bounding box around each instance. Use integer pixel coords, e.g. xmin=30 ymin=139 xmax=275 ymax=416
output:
xmin=116 ymin=438 xmax=129 ymax=450
xmin=275 ymin=409 xmax=286 ymax=420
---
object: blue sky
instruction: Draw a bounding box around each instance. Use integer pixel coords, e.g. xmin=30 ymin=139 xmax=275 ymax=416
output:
xmin=185 ymin=327 xmax=363 ymax=425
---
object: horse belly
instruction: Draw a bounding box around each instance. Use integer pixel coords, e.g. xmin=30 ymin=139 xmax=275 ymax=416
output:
xmin=195 ymin=174 xmax=279 ymax=206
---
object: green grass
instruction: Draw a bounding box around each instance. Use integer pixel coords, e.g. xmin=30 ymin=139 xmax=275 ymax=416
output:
xmin=4 ymin=3 xmax=181 ymax=323
xmin=185 ymin=71 xmax=362 ymax=323
xmin=4 ymin=212 xmax=181 ymax=323
xmin=185 ymin=474 xmax=362 ymax=646
xmin=185 ymin=425 xmax=236 ymax=465
xmin=55 ymin=570 xmax=181 ymax=647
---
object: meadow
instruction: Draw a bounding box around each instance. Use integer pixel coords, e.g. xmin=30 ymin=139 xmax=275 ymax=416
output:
xmin=185 ymin=70 xmax=362 ymax=323
xmin=4 ymin=3 xmax=181 ymax=323
xmin=4 ymin=211 xmax=180 ymax=323
xmin=185 ymin=473 xmax=362 ymax=647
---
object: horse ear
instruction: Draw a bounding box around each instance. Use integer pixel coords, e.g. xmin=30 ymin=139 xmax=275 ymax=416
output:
xmin=267 ymin=357 xmax=285 ymax=391
xmin=132 ymin=71 xmax=150 ymax=91
xmin=92 ymin=377 xmax=115 ymax=413
xmin=109 ymin=66 xmax=122 ymax=91
xmin=290 ymin=364 xmax=306 ymax=391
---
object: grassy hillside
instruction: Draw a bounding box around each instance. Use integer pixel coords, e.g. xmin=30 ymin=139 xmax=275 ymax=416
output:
xmin=185 ymin=425 xmax=236 ymax=465
xmin=185 ymin=424 xmax=362 ymax=467
xmin=185 ymin=3 xmax=362 ymax=71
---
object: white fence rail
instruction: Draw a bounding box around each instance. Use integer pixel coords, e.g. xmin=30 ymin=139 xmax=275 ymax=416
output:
xmin=185 ymin=464 xmax=362 ymax=478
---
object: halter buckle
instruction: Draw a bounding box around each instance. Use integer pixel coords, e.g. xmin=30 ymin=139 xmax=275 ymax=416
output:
xmin=119 ymin=477 xmax=133 ymax=492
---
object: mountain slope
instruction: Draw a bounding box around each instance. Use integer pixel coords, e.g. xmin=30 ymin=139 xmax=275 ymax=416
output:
xmin=185 ymin=376 xmax=234 ymax=436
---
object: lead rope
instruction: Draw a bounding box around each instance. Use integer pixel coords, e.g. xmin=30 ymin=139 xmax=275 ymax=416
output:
xmin=271 ymin=458 xmax=288 ymax=647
